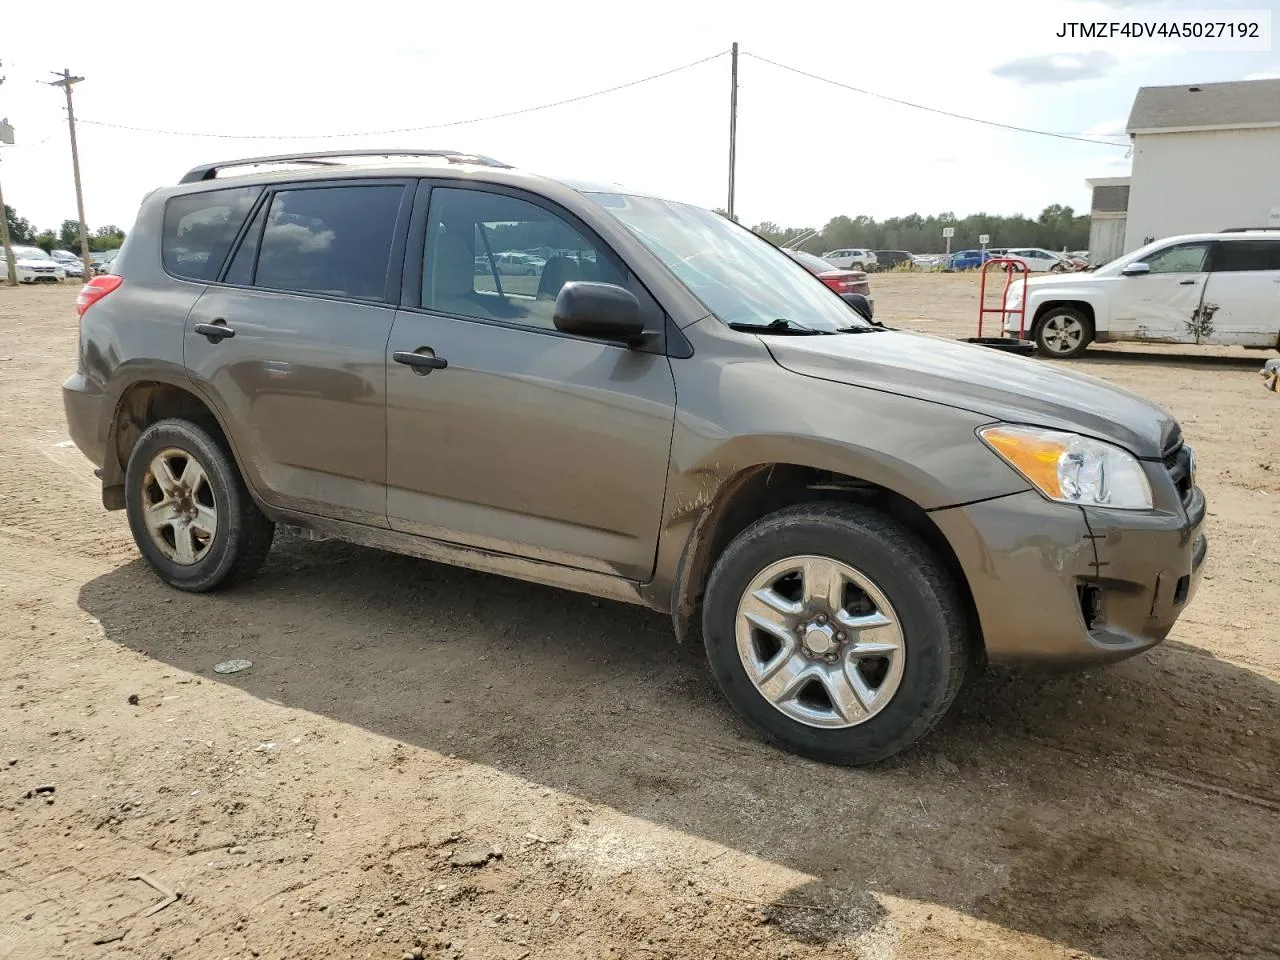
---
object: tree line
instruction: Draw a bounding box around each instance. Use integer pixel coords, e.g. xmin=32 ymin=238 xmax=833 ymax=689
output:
xmin=4 ymin=204 xmax=126 ymax=253
xmin=716 ymin=204 xmax=1091 ymax=255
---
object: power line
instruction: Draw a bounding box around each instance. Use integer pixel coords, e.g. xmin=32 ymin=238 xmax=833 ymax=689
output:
xmin=741 ymin=51 xmax=1131 ymax=147
xmin=76 ymin=50 xmax=729 ymax=141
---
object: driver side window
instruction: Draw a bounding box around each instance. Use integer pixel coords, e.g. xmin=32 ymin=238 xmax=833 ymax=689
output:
xmin=1143 ymin=242 xmax=1209 ymax=275
xmin=422 ymin=187 xmax=625 ymax=331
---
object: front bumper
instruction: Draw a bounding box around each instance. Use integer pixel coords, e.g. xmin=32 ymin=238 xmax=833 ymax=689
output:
xmin=931 ymin=485 xmax=1207 ymax=668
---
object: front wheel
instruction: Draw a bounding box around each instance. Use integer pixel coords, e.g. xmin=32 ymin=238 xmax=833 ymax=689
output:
xmin=124 ymin=418 xmax=274 ymax=592
xmin=1034 ymin=307 xmax=1093 ymax=359
xmin=701 ymin=502 xmax=971 ymax=766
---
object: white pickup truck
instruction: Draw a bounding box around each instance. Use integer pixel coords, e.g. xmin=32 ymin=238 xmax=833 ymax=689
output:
xmin=1003 ymin=230 xmax=1280 ymax=358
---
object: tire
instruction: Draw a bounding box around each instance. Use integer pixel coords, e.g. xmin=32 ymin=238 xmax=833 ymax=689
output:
xmin=124 ymin=418 xmax=274 ymax=592
xmin=701 ymin=502 xmax=970 ymax=766
xmin=1034 ymin=307 xmax=1093 ymax=359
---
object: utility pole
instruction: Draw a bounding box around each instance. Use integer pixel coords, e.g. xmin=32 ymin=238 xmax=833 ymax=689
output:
xmin=0 ymin=63 xmax=17 ymax=285
xmin=727 ymin=41 xmax=738 ymax=222
xmin=0 ymin=155 xmax=17 ymax=286
xmin=47 ymin=68 xmax=92 ymax=278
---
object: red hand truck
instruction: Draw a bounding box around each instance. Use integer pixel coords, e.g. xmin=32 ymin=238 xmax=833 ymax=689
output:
xmin=965 ymin=258 xmax=1035 ymax=355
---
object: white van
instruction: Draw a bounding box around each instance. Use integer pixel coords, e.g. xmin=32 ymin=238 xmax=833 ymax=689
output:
xmin=1003 ymin=230 xmax=1280 ymax=358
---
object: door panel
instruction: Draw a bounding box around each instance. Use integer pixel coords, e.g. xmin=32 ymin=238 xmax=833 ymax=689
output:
xmin=1199 ymin=240 xmax=1280 ymax=347
xmin=385 ymin=312 xmax=676 ymax=579
xmin=186 ymin=287 xmax=395 ymax=525
xmin=1106 ymin=241 xmax=1208 ymax=344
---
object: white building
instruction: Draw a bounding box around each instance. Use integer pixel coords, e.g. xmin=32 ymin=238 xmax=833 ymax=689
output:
xmin=1085 ymin=78 xmax=1280 ymax=260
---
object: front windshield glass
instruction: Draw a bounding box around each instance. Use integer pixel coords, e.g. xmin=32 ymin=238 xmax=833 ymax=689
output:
xmin=588 ymin=193 xmax=870 ymax=330
xmin=15 ymin=247 xmax=53 ymax=260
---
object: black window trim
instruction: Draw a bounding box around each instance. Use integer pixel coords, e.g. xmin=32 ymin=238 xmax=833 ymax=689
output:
xmin=1205 ymin=237 xmax=1280 ymax=273
xmin=160 ymin=183 xmax=265 ymax=285
xmin=400 ymin=178 xmax=671 ymax=355
xmin=211 ymin=176 xmax=416 ymax=308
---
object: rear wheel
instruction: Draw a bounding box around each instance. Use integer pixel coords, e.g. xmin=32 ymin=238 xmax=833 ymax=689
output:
xmin=1034 ymin=307 xmax=1093 ymax=359
xmin=124 ymin=418 xmax=274 ymax=592
xmin=701 ymin=502 xmax=970 ymax=766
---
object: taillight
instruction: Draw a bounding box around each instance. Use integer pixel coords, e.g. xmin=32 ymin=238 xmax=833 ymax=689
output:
xmin=76 ymin=275 xmax=123 ymax=317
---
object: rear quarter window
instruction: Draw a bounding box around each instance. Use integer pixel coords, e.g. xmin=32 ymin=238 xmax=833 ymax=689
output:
xmin=162 ymin=186 xmax=261 ymax=281
xmin=1212 ymin=239 xmax=1280 ymax=272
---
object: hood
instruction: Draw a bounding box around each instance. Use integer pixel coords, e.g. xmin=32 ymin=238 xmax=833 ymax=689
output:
xmin=766 ymin=329 xmax=1177 ymax=458
xmin=1026 ymin=271 xmax=1093 ymax=288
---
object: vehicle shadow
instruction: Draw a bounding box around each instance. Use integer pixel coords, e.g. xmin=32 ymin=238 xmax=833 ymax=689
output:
xmin=79 ymin=535 xmax=1280 ymax=958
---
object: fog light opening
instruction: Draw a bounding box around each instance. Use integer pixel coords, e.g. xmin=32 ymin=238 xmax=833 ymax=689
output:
xmin=1079 ymin=585 xmax=1104 ymax=630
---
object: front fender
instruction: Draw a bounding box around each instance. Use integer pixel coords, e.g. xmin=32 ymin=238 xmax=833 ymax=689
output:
xmin=640 ymin=322 xmax=1032 ymax=619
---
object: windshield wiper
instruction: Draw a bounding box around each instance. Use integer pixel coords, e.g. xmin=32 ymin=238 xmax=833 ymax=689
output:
xmin=832 ymin=324 xmax=886 ymax=333
xmin=728 ymin=318 xmax=828 ymax=335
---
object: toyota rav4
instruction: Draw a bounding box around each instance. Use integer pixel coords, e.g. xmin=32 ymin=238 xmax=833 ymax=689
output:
xmin=63 ymin=149 xmax=1207 ymax=765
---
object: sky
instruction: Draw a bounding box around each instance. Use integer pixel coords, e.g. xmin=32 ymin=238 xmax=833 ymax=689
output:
xmin=1 ymin=0 xmax=1277 ymax=239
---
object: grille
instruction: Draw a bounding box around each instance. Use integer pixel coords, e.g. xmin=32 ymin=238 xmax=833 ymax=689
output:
xmin=1163 ymin=438 xmax=1195 ymax=507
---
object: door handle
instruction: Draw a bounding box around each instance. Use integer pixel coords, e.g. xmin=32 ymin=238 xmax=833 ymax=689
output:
xmin=194 ymin=320 xmax=236 ymax=342
xmin=393 ymin=350 xmax=448 ymax=375
xmin=1178 ymin=279 xmax=1197 ymax=285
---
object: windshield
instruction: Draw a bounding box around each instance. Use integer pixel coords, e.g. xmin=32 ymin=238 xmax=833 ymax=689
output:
xmin=588 ymin=193 xmax=871 ymax=331
xmin=14 ymin=247 xmax=53 ymax=260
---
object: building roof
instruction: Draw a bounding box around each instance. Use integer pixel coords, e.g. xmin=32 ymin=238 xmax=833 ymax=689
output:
xmin=1126 ymin=78 xmax=1280 ymax=134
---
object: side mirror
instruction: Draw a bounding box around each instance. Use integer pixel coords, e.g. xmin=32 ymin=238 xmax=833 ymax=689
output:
xmin=553 ymin=281 xmax=645 ymax=345
xmin=1122 ymin=261 xmax=1151 ymax=276
xmin=840 ymin=291 xmax=875 ymax=322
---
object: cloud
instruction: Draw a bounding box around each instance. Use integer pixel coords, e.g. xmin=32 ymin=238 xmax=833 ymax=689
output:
xmin=1083 ymin=116 xmax=1129 ymax=137
xmin=991 ymin=52 xmax=1119 ymax=86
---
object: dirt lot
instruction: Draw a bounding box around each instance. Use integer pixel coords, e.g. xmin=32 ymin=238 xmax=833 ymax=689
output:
xmin=2 ymin=274 xmax=1278 ymax=960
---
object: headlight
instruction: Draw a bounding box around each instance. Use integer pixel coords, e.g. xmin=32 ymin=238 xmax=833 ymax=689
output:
xmin=979 ymin=425 xmax=1153 ymax=510
xmin=1003 ymin=285 xmax=1024 ymax=308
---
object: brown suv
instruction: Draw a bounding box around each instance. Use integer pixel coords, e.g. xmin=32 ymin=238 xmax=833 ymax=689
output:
xmin=62 ymin=150 xmax=1207 ymax=765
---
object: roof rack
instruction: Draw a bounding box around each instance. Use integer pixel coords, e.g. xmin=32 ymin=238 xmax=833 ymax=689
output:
xmin=1219 ymin=226 xmax=1280 ymax=233
xmin=178 ymin=149 xmax=511 ymax=184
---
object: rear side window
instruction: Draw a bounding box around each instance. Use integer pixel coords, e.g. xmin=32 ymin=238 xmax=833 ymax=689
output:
xmin=1212 ymin=240 xmax=1280 ymax=272
xmin=249 ymin=185 xmax=404 ymax=301
xmin=162 ymin=186 xmax=261 ymax=281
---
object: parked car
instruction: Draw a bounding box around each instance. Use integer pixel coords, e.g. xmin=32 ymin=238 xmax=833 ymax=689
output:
xmin=822 ymin=247 xmax=878 ymax=271
xmin=947 ymin=249 xmax=997 ymax=271
xmin=62 ymin=148 xmax=1206 ymax=766
xmin=782 ymin=248 xmax=874 ymax=313
xmin=872 ymin=250 xmax=913 ymax=270
xmin=1004 ymin=247 xmax=1072 ymax=273
xmin=92 ymin=250 xmax=121 ymax=275
xmin=8 ymin=245 xmax=66 ymax=283
xmin=492 ymin=251 xmax=546 ymax=275
xmin=911 ymin=253 xmax=946 ymax=269
xmin=1004 ymin=230 xmax=1280 ymax=358
xmin=51 ymin=249 xmax=86 ymax=277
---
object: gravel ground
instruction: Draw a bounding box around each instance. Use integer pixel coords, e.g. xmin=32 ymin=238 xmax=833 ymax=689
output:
xmin=1 ymin=274 xmax=1277 ymax=960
